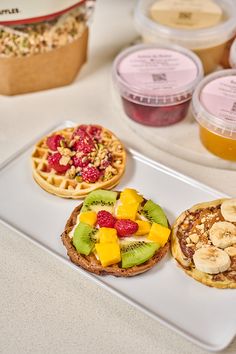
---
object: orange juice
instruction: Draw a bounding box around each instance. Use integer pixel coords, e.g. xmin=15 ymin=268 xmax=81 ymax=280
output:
xmin=192 ymin=69 xmax=236 ymax=161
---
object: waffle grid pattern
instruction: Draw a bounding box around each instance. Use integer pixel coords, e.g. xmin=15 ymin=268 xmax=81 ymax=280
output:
xmin=31 ymin=126 xmax=126 ymax=198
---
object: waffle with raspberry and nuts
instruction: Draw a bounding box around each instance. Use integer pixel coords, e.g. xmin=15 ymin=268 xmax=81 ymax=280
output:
xmin=31 ymin=124 xmax=126 ymax=198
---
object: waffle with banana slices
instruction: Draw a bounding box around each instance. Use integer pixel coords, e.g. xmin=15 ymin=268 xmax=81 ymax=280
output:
xmin=171 ymin=199 xmax=236 ymax=288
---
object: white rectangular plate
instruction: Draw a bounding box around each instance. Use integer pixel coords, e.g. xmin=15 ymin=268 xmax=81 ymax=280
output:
xmin=0 ymin=121 xmax=235 ymax=352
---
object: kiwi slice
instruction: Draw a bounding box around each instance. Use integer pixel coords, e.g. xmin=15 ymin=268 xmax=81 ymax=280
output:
xmin=141 ymin=200 xmax=168 ymax=227
xmin=81 ymin=189 xmax=118 ymax=213
xmin=73 ymin=222 xmax=98 ymax=256
xmin=121 ymin=241 xmax=160 ymax=269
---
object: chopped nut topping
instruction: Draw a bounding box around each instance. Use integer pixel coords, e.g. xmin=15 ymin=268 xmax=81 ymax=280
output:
xmin=186 ymin=243 xmax=194 ymax=247
xmin=58 ymin=147 xmax=74 ymax=157
xmin=59 ymin=155 xmax=70 ymax=166
xmin=189 ymin=233 xmax=199 ymax=243
xmin=196 ymin=224 xmax=204 ymax=230
xmin=0 ymin=7 xmax=87 ymax=58
xmin=66 ymin=166 xmax=76 ymax=179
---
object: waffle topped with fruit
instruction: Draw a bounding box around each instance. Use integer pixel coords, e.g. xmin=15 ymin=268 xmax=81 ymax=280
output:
xmin=31 ymin=124 xmax=126 ymax=198
xmin=61 ymin=188 xmax=170 ymax=276
xmin=171 ymin=199 xmax=236 ymax=288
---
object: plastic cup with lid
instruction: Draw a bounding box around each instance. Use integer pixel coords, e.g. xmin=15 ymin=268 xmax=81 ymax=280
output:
xmin=112 ymin=43 xmax=203 ymax=127
xmin=192 ymin=69 xmax=236 ymax=161
xmin=134 ymin=0 xmax=236 ymax=74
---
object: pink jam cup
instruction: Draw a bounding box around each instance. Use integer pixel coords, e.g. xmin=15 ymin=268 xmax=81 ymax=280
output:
xmin=112 ymin=43 xmax=203 ymax=127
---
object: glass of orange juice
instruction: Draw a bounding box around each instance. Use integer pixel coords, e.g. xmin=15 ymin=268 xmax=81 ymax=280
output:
xmin=192 ymin=69 xmax=236 ymax=161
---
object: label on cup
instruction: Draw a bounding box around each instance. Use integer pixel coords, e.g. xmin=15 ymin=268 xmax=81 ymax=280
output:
xmin=200 ymin=75 xmax=236 ymax=122
xmin=150 ymin=0 xmax=223 ymax=30
xmin=118 ymin=48 xmax=198 ymax=96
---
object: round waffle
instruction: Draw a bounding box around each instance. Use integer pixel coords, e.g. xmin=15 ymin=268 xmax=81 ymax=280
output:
xmin=61 ymin=200 xmax=170 ymax=277
xmin=31 ymin=125 xmax=126 ymax=198
xmin=171 ymin=199 xmax=236 ymax=289
xmin=61 ymin=192 xmax=170 ymax=277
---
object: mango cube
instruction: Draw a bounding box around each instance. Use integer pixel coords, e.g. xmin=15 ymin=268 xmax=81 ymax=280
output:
xmin=116 ymin=202 xmax=139 ymax=220
xmin=95 ymin=242 xmax=121 ymax=267
xmin=135 ymin=220 xmax=151 ymax=236
xmin=120 ymin=188 xmax=143 ymax=205
xmin=78 ymin=211 xmax=97 ymax=226
xmin=98 ymin=227 xmax=118 ymax=243
xmin=147 ymin=223 xmax=171 ymax=246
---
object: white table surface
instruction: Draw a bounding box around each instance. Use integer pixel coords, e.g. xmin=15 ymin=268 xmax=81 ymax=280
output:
xmin=0 ymin=1 xmax=236 ymax=353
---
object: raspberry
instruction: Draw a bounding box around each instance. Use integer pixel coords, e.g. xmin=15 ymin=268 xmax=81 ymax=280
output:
xmin=72 ymin=126 xmax=88 ymax=139
xmin=72 ymin=155 xmax=90 ymax=168
xmin=114 ymin=219 xmax=138 ymax=237
xmin=46 ymin=134 xmax=64 ymax=151
xmin=47 ymin=152 xmax=70 ymax=173
xmin=72 ymin=134 xmax=95 ymax=153
xmin=81 ymin=166 xmax=100 ymax=183
xmin=97 ymin=210 xmax=116 ymax=228
xmin=87 ymin=125 xmax=102 ymax=139
xmin=73 ymin=125 xmax=102 ymax=140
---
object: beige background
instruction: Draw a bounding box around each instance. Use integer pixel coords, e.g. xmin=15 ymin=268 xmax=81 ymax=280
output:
xmin=0 ymin=1 xmax=236 ymax=353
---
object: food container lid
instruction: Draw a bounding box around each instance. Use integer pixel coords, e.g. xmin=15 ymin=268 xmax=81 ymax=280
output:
xmin=230 ymin=39 xmax=236 ymax=68
xmin=0 ymin=0 xmax=86 ymax=25
xmin=112 ymin=43 xmax=203 ymax=107
xmin=192 ymin=69 xmax=236 ymax=138
xmin=135 ymin=0 xmax=236 ymax=49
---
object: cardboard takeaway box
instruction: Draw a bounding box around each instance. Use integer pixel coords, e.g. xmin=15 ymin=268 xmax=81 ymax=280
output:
xmin=0 ymin=0 xmax=89 ymax=95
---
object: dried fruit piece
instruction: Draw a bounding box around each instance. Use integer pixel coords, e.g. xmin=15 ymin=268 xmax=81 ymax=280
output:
xmin=97 ymin=210 xmax=116 ymax=228
xmin=46 ymin=134 xmax=64 ymax=151
xmin=81 ymin=166 xmax=100 ymax=183
xmin=115 ymin=219 xmax=139 ymax=237
xmin=48 ymin=152 xmax=70 ymax=173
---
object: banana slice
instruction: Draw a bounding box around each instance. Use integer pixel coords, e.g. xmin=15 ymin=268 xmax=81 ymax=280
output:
xmin=221 ymin=199 xmax=236 ymax=222
xmin=225 ymin=246 xmax=236 ymax=257
xmin=193 ymin=246 xmax=230 ymax=274
xmin=209 ymin=221 xmax=236 ymax=248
